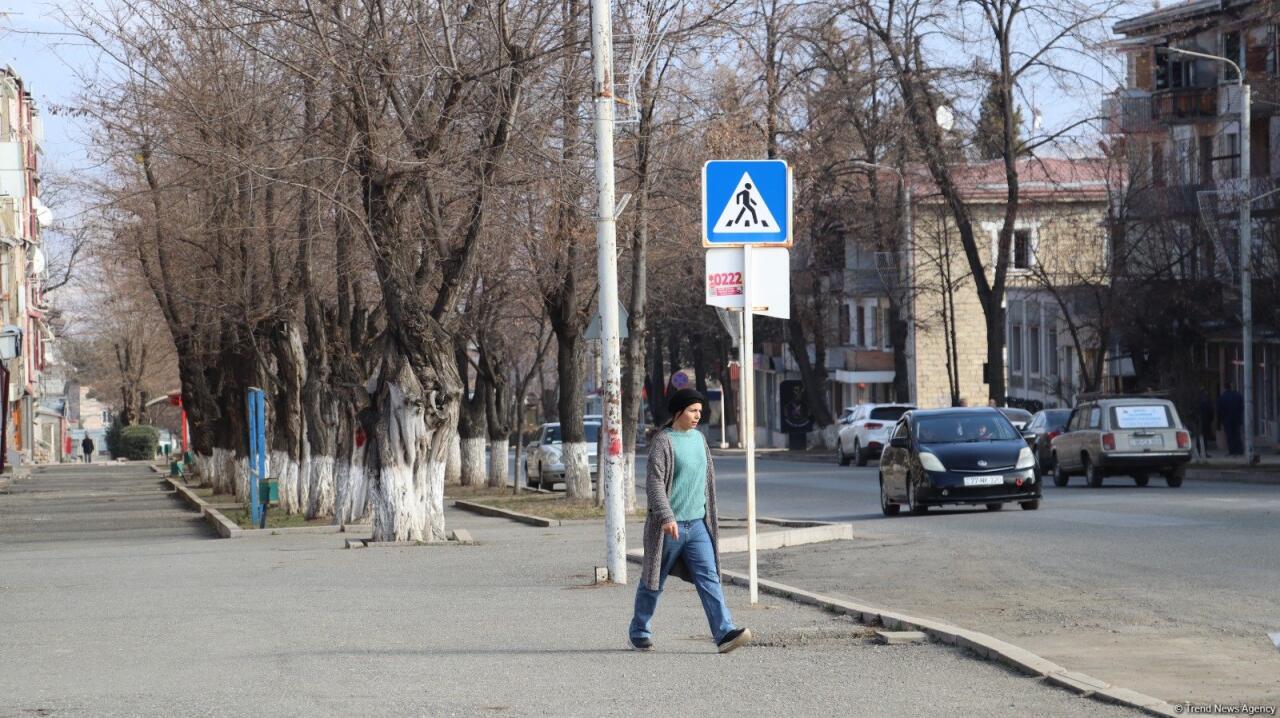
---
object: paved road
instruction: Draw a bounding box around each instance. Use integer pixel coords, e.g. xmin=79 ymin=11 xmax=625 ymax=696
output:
xmin=0 ymin=464 xmax=1136 ymax=717
xmin=700 ymin=453 xmax=1280 ymax=707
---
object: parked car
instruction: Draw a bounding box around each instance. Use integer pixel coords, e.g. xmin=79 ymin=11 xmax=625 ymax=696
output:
xmin=525 ymin=421 xmax=601 ymax=489
xmin=998 ymin=407 xmax=1034 ymax=432
xmin=837 ymin=403 xmax=915 ymax=466
xmin=1023 ymin=409 xmax=1072 ymax=473
xmin=1049 ymin=396 xmax=1191 ymax=488
xmin=878 ymin=408 xmax=1041 ymax=515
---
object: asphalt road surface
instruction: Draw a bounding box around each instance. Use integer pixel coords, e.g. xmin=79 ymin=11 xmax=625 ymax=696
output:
xmin=700 ymin=452 xmax=1280 ymax=707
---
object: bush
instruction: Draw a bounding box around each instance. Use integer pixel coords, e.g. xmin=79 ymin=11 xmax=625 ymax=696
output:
xmin=104 ymin=421 xmax=123 ymax=458
xmin=117 ymin=425 xmax=160 ymax=460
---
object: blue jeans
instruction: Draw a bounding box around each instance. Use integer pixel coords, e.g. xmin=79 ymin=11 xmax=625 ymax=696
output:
xmin=629 ymin=518 xmax=736 ymax=643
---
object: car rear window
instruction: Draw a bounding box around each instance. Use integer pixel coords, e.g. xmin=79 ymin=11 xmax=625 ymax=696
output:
xmin=1111 ymin=405 xmax=1173 ymax=429
xmin=870 ymin=406 xmax=910 ymax=421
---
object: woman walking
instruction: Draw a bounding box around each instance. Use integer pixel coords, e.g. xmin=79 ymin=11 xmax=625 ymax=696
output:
xmin=628 ymin=388 xmax=751 ymax=654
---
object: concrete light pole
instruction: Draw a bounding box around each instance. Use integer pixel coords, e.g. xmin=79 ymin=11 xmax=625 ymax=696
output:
xmin=589 ymin=0 xmax=626 ymax=582
xmin=1164 ymin=47 xmax=1253 ymax=460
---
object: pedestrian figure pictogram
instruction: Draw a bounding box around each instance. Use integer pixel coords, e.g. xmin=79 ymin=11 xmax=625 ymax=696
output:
xmin=712 ymin=173 xmax=779 ymax=234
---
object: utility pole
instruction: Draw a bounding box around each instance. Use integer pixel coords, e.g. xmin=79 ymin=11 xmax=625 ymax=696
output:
xmin=1165 ymin=47 xmax=1253 ymax=460
xmin=590 ymin=0 xmax=626 ymax=582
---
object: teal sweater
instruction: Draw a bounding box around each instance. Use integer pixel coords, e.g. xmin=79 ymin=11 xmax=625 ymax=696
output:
xmin=666 ymin=428 xmax=708 ymax=521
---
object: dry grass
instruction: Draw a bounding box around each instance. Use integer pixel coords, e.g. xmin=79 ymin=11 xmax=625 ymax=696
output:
xmin=224 ymin=507 xmax=333 ymax=530
xmin=446 ymin=485 xmax=646 ymax=521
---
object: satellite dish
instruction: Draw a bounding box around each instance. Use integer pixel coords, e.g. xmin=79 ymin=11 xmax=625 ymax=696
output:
xmin=935 ymin=105 xmax=955 ymax=132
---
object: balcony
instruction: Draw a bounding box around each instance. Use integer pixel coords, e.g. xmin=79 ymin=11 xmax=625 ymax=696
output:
xmin=1152 ymin=86 xmax=1218 ymax=123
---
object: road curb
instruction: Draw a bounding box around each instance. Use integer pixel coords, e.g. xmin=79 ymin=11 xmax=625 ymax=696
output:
xmin=715 ymin=523 xmax=853 ymax=553
xmin=164 ymin=476 xmax=242 ymax=538
xmin=452 ymin=499 xmax=558 ymax=527
xmin=621 ymin=555 xmax=1175 ymax=716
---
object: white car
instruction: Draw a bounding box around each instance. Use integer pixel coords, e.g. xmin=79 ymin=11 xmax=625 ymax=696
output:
xmin=525 ymin=421 xmax=601 ymax=489
xmin=837 ymin=403 xmax=915 ymax=466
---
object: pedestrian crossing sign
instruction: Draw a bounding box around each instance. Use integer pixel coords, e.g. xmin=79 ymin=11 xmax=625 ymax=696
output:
xmin=702 ymin=160 xmax=792 ymax=247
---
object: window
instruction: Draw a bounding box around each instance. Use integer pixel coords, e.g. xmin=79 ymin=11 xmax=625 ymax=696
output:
xmin=1222 ymin=31 xmax=1242 ymax=82
xmin=1047 ymin=328 xmax=1059 ymax=377
xmin=855 ymin=305 xmax=866 ymax=348
xmin=1029 ymin=325 xmax=1042 ymax=375
xmin=864 ymin=304 xmax=878 ymax=347
xmin=1088 ymin=407 xmax=1102 ymax=429
xmin=1010 ymin=324 xmax=1023 ymax=373
xmin=880 ymin=307 xmax=892 ymax=350
xmin=1268 ymin=25 xmax=1278 ymax=76
xmin=1223 ymin=132 xmax=1241 ymax=179
xmin=893 ymin=421 xmax=909 ymax=441
xmin=1014 ymin=229 xmax=1033 ymax=269
xmin=1199 ymin=135 xmax=1213 ymax=184
xmin=840 ymin=305 xmax=851 ymax=346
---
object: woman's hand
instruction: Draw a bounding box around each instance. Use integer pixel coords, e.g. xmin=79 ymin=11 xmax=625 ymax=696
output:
xmin=662 ymin=521 xmax=679 ymax=540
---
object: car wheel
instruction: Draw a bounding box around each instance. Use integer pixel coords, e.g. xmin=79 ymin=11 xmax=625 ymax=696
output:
xmin=985 ymin=503 xmax=1003 ymax=511
xmin=1052 ymin=455 xmax=1069 ymax=487
xmin=837 ymin=439 xmax=851 ymax=467
xmin=854 ymin=439 xmax=868 ymax=467
xmin=1164 ymin=466 xmax=1185 ymax=488
xmin=1133 ymin=473 xmax=1149 ymax=487
xmin=879 ymin=475 xmax=900 ymax=516
xmin=1020 ymin=499 xmax=1041 ymax=510
xmin=1085 ymin=457 xmax=1104 ymax=488
xmin=907 ymin=475 xmax=928 ymax=515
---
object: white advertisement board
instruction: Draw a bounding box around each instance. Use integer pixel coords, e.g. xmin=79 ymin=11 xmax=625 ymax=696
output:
xmin=704 ymin=247 xmax=790 ymax=319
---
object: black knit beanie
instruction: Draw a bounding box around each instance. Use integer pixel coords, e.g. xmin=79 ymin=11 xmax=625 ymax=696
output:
xmin=667 ymin=388 xmax=706 ymax=422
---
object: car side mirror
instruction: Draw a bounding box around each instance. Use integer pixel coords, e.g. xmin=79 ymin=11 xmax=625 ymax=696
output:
xmin=889 ymin=436 xmax=908 ymax=449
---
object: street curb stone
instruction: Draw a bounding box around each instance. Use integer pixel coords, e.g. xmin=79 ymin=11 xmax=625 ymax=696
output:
xmin=452 ymin=499 xmax=558 ymax=527
xmin=704 ymin=565 xmax=1177 ymax=717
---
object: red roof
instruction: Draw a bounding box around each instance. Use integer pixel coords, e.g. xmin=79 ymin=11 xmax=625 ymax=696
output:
xmin=906 ymin=157 xmax=1117 ymax=204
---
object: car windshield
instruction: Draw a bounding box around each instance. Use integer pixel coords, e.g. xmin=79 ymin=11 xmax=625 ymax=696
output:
xmin=1045 ymin=409 xmax=1071 ymax=427
xmin=544 ymin=424 xmax=601 ymax=444
xmin=915 ymin=415 xmax=1020 ymax=444
xmin=870 ymin=406 xmax=911 ymax=421
xmin=999 ymin=408 xmax=1032 ymax=423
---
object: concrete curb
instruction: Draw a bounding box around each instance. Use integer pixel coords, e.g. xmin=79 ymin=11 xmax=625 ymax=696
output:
xmin=164 ymin=477 xmax=242 ymax=538
xmin=625 ymin=544 xmax=1173 ymax=716
xmin=716 ymin=523 xmax=853 ymax=553
xmin=452 ymin=499 xmax=558 ymax=527
xmin=707 ymin=569 xmax=1177 ymax=717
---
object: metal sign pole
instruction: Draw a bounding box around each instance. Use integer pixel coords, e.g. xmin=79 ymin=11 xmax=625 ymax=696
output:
xmin=589 ymin=0 xmax=626 ymax=583
xmin=742 ymin=245 xmax=758 ymax=605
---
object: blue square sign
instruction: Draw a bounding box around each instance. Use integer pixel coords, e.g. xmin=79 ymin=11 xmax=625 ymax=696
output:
xmin=702 ymin=160 xmax=792 ymax=247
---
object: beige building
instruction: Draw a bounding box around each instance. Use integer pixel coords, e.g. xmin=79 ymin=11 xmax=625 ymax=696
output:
xmin=1 ymin=66 xmax=57 ymax=464
xmin=906 ymin=159 xmax=1114 ymax=409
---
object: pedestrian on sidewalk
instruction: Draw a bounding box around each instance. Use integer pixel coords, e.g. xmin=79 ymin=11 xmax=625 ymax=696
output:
xmin=1218 ymin=383 xmax=1245 ymax=456
xmin=1196 ymin=389 xmax=1215 ymax=458
xmin=629 ymin=387 xmax=751 ymax=654
xmin=81 ymin=436 xmax=95 ymax=464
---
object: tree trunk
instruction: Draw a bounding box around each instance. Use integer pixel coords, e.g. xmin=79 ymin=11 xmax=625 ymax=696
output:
xmin=445 ymin=433 xmax=462 ymax=485
xmin=457 ymin=346 xmax=489 ymax=487
xmin=555 ymin=330 xmax=590 ymax=498
xmin=362 ymin=338 xmax=457 ymax=543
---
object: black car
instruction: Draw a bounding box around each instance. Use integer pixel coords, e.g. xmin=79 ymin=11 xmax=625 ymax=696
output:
xmin=878 ymin=408 xmax=1042 ymax=515
xmin=1023 ymin=409 xmax=1072 ymax=472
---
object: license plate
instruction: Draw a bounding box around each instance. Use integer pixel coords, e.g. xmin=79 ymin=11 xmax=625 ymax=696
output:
xmin=1131 ymin=437 xmax=1162 ymax=447
xmin=964 ymin=476 xmax=1004 ymax=487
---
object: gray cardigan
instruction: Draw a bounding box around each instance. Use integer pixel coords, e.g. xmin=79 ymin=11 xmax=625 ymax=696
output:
xmin=641 ymin=428 xmax=720 ymax=591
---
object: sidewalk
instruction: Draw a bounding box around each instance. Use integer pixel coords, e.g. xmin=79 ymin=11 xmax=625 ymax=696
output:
xmin=0 ymin=465 xmax=1137 ymax=717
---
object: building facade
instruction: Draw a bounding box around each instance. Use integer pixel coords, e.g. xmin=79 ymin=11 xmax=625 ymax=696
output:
xmin=1 ymin=66 xmax=56 ymax=465
xmin=1111 ymin=0 xmax=1280 ymax=442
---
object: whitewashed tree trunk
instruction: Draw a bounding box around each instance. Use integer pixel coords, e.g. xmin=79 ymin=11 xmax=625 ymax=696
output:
xmin=562 ymin=442 xmax=590 ymax=497
xmin=460 ymin=437 xmax=487 ymax=487
xmin=365 ymin=353 xmax=455 ymax=543
xmin=623 ymin=451 xmax=636 ymax=512
xmin=446 ymin=433 xmax=462 ymax=485
xmin=335 ymin=443 xmax=369 ymax=526
xmin=487 ymin=438 xmax=509 ymax=488
xmin=273 ymin=449 xmax=304 ymax=514
xmin=308 ymin=454 xmax=336 ymax=518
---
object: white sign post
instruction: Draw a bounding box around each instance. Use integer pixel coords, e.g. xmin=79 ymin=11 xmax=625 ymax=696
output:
xmin=703 ymin=160 xmax=792 ymax=605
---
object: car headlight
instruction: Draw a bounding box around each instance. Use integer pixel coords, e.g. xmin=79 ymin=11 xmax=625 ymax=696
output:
xmin=918 ymin=452 xmax=946 ymax=472
xmin=1016 ymin=447 xmax=1035 ymax=470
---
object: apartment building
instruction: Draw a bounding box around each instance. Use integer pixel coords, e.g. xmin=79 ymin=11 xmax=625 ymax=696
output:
xmin=1111 ymin=0 xmax=1280 ymax=441
xmin=0 ymin=66 xmax=57 ymax=465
